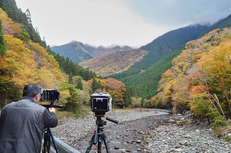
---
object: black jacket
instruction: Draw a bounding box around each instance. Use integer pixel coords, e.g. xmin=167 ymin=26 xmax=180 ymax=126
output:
xmin=0 ymin=97 xmax=58 ymax=153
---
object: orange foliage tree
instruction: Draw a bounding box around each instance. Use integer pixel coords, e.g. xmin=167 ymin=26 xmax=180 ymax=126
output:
xmin=87 ymin=77 xmax=126 ymax=107
xmin=192 ymin=36 xmax=231 ymax=116
xmin=106 ymin=78 xmax=126 ymax=106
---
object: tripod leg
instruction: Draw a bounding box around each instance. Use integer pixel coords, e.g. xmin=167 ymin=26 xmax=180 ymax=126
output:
xmin=98 ymin=135 xmax=102 ymax=153
xmin=48 ymin=128 xmax=59 ymax=153
xmin=43 ymin=129 xmax=49 ymax=153
xmin=86 ymin=131 xmax=97 ymax=153
xmin=102 ymin=133 xmax=110 ymax=153
xmin=43 ymin=135 xmax=46 ymax=153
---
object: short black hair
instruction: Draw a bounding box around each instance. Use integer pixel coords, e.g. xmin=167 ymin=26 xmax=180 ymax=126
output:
xmin=22 ymin=83 xmax=43 ymax=98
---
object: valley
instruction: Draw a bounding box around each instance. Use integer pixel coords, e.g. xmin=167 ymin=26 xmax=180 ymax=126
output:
xmin=79 ymin=49 xmax=148 ymax=77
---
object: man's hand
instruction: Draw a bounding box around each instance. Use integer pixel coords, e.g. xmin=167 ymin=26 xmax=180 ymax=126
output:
xmin=48 ymin=107 xmax=56 ymax=113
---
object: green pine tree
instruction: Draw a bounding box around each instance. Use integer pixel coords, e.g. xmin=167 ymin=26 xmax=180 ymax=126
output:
xmin=68 ymin=73 xmax=73 ymax=84
xmin=92 ymin=78 xmax=102 ymax=93
xmin=86 ymin=68 xmax=91 ymax=81
xmin=124 ymin=86 xmax=132 ymax=107
xmin=76 ymin=78 xmax=83 ymax=90
xmin=92 ymin=78 xmax=98 ymax=93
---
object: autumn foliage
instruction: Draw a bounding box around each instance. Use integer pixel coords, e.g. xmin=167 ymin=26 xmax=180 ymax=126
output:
xmin=0 ymin=8 xmax=67 ymax=107
xmin=87 ymin=77 xmax=126 ymax=107
xmin=148 ymin=28 xmax=231 ymax=120
xmin=80 ymin=49 xmax=148 ymax=77
xmin=0 ymin=34 xmax=67 ymax=106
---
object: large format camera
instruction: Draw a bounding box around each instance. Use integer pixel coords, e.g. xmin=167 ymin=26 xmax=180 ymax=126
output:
xmin=40 ymin=89 xmax=61 ymax=102
xmin=91 ymin=92 xmax=112 ymax=115
xmin=40 ymin=89 xmax=62 ymax=109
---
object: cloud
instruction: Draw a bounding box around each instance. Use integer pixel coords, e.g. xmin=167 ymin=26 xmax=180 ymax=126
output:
xmin=15 ymin=0 xmax=231 ymax=47
xmin=123 ymin=0 xmax=231 ymax=29
xmin=16 ymin=0 xmax=162 ymax=47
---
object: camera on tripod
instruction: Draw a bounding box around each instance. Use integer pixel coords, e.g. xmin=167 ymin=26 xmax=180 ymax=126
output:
xmin=87 ymin=92 xmax=119 ymax=153
xmin=40 ymin=89 xmax=62 ymax=153
xmin=91 ymin=92 xmax=112 ymax=115
xmin=40 ymin=89 xmax=62 ymax=109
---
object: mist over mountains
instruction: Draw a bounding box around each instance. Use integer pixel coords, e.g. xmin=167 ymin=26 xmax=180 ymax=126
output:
xmin=51 ymin=41 xmax=132 ymax=63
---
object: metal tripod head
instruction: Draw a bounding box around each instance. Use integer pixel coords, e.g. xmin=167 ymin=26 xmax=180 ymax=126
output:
xmin=95 ymin=113 xmax=119 ymax=125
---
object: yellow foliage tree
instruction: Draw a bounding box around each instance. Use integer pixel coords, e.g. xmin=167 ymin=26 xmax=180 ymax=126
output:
xmin=2 ymin=35 xmax=66 ymax=101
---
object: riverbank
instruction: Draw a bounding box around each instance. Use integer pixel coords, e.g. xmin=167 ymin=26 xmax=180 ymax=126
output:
xmin=52 ymin=108 xmax=231 ymax=152
xmin=52 ymin=108 xmax=169 ymax=145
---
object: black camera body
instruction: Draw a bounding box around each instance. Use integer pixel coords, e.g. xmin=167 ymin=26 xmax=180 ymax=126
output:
xmin=91 ymin=92 xmax=112 ymax=114
xmin=40 ymin=89 xmax=61 ymax=102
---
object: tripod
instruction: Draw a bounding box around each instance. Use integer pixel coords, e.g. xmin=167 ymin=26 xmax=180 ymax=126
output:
xmin=86 ymin=114 xmax=119 ymax=153
xmin=42 ymin=104 xmax=63 ymax=153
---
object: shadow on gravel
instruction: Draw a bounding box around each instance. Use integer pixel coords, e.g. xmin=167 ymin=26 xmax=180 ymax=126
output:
xmin=73 ymin=113 xmax=171 ymax=153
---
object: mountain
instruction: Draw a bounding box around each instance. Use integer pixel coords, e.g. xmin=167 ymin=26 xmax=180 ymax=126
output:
xmin=108 ymin=24 xmax=210 ymax=80
xmin=93 ymin=45 xmax=132 ymax=57
xmin=79 ymin=49 xmax=148 ymax=77
xmin=51 ymin=41 xmax=94 ymax=63
xmin=148 ymin=27 xmax=231 ymax=114
xmin=51 ymin=41 xmax=132 ymax=63
xmin=114 ymin=13 xmax=231 ymax=100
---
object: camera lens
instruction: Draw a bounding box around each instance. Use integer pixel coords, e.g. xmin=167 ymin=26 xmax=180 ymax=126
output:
xmin=97 ymin=99 xmax=102 ymax=102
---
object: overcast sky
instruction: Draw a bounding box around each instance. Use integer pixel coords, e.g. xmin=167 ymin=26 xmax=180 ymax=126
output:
xmin=15 ymin=0 xmax=231 ymax=47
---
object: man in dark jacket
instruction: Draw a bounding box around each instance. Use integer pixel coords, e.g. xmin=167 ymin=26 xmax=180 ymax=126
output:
xmin=0 ymin=83 xmax=58 ymax=153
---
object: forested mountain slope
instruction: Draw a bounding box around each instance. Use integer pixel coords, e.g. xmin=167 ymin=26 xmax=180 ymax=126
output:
xmin=51 ymin=41 xmax=132 ymax=63
xmin=120 ymin=46 xmax=184 ymax=99
xmin=108 ymin=24 xmax=209 ymax=80
xmin=79 ymin=49 xmax=148 ymax=77
xmin=148 ymin=28 xmax=231 ymax=119
xmin=0 ymin=7 xmax=66 ymax=107
xmin=0 ymin=0 xmax=46 ymax=47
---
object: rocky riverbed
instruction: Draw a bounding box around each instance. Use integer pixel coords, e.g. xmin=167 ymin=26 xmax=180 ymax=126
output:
xmin=52 ymin=108 xmax=231 ymax=152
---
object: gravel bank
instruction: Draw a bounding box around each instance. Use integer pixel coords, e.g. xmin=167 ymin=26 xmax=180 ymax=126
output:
xmin=52 ymin=108 xmax=169 ymax=145
xmin=147 ymin=124 xmax=231 ymax=153
xmin=52 ymin=109 xmax=231 ymax=152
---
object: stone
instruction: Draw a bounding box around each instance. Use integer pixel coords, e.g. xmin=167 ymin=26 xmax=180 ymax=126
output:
xmin=176 ymin=121 xmax=183 ymax=126
xmin=138 ymin=130 xmax=145 ymax=135
xmin=136 ymin=140 xmax=142 ymax=143
xmin=168 ymin=119 xmax=176 ymax=123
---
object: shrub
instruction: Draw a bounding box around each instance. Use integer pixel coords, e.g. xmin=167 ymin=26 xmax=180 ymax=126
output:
xmin=211 ymin=115 xmax=226 ymax=128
